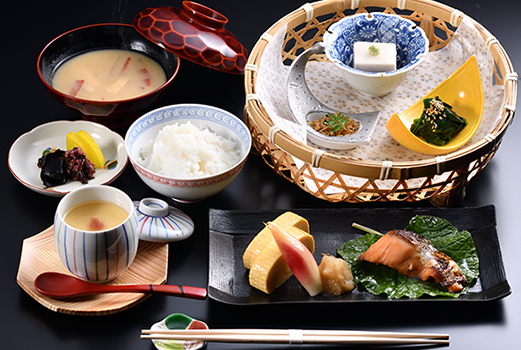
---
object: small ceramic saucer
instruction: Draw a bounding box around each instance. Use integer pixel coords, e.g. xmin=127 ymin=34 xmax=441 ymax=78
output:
xmin=150 ymin=313 xmax=208 ymax=350
xmin=134 ymin=198 xmax=194 ymax=242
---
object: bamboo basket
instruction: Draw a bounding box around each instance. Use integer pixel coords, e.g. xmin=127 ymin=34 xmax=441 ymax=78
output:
xmin=244 ymin=0 xmax=517 ymax=206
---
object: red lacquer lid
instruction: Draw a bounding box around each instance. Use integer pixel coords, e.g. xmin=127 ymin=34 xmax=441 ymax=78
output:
xmin=133 ymin=1 xmax=248 ymax=75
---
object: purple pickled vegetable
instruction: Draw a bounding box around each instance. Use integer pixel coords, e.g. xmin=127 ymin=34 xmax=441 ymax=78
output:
xmin=65 ymin=147 xmax=96 ymax=184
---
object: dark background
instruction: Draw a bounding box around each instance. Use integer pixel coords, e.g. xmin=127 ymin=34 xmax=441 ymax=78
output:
xmin=2 ymin=0 xmax=519 ymax=349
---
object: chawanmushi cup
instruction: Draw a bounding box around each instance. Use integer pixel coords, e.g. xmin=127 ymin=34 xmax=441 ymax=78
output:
xmin=53 ymin=185 xmax=139 ymax=282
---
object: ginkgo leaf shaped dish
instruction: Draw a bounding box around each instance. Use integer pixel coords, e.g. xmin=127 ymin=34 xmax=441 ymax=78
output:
xmin=385 ymin=55 xmax=484 ymax=155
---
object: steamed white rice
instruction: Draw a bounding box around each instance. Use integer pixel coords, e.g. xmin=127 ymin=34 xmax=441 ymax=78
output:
xmin=138 ymin=121 xmax=241 ymax=179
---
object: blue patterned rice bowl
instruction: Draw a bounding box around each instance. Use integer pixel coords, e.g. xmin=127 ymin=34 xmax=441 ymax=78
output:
xmin=125 ymin=104 xmax=252 ymax=202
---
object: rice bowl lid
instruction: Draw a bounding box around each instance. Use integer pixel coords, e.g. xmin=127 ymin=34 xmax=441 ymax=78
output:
xmin=323 ymin=12 xmax=430 ymax=77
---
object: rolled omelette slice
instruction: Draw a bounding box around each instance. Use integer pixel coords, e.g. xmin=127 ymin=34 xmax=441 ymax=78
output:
xmin=243 ymin=211 xmax=309 ymax=269
xmin=249 ymin=226 xmax=314 ymax=294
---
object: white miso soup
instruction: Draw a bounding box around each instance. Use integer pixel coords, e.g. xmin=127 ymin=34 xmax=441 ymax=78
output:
xmin=52 ymin=49 xmax=167 ymax=101
xmin=64 ymin=200 xmax=129 ymax=231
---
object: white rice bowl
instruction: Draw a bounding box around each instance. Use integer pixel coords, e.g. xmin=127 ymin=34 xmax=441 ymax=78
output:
xmin=125 ymin=104 xmax=251 ymax=202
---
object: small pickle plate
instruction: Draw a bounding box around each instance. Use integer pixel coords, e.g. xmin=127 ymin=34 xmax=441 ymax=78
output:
xmin=385 ymin=55 xmax=484 ymax=155
xmin=208 ymin=205 xmax=510 ymax=304
xmin=8 ymin=120 xmax=128 ymax=197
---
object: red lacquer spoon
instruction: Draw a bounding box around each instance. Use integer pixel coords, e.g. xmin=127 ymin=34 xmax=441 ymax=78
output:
xmin=34 ymin=272 xmax=207 ymax=300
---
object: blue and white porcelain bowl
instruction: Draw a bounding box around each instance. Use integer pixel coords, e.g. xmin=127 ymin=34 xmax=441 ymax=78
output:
xmin=323 ymin=12 xmax=429 ymax=97
xmin=125 ymin=104 xmax=251 ymax=202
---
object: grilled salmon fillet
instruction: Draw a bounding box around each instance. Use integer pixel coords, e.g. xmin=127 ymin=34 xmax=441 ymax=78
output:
xmin=359 ymin=230 xmax=466 ymax=293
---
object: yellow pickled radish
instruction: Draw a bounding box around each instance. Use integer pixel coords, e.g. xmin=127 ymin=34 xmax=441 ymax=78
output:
xmin=66 ymin=130 xmax=105 ymax=168
xmin=66 ymin=131 xmax=84 ymax=153
xmin=243 ymin=212 xmax=309 ymax=270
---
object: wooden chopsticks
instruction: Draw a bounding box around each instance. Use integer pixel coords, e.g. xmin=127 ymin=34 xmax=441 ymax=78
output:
xmin=141 ymin=328 xmax=449 ymax=345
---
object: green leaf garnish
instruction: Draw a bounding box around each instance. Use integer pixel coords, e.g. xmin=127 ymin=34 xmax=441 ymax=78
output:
xmin=324 ymin=112 xmax=351 ymax=133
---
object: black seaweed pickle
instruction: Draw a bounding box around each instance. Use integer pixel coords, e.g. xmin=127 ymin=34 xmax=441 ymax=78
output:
xmin=37 ymin=150 xmax=67 ymax=187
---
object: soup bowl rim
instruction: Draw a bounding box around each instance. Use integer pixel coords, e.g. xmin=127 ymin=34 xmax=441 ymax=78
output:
xmin=37 ymin=22 xmax=180 ymax=105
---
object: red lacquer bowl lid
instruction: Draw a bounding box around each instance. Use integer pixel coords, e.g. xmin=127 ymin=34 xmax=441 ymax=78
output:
xmin=133 ymin=1 xmax=248 ymax=75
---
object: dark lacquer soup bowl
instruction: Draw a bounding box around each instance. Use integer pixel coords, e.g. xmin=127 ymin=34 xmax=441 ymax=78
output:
xmin=37 ymin=23 xmax=180 ymax=129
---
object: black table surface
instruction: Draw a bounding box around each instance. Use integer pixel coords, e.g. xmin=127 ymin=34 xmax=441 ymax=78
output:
xmin=2 ymin=0 xmax=519 ymax=349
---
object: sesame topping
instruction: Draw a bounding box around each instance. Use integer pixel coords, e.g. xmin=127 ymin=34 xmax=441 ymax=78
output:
xmin=425 ymin=98 xmax=444 ymax=116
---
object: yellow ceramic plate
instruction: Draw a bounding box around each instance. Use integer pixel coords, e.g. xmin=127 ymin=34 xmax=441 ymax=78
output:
xmin=386 ymin=55 xmax=484 ymax=155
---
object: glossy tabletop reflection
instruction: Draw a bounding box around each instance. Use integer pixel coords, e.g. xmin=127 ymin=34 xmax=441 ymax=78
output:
xmin=2 ymin=1 xmax=520 ymax=350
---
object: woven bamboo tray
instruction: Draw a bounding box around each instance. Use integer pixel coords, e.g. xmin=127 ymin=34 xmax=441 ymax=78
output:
xmin=244 ymin=0 xmax=517 ymax=205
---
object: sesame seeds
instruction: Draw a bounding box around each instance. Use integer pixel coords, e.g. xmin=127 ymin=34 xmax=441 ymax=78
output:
xmin=424 ymin=98 xmax=445 ymax=131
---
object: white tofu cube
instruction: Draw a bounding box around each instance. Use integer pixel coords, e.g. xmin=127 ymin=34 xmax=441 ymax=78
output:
xmin=353 ymin=42 xmax=397 ymax=72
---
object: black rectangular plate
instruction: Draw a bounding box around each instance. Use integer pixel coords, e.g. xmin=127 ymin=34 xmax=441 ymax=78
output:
xmin=208 ymin=205 xmax=511 ymax=304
